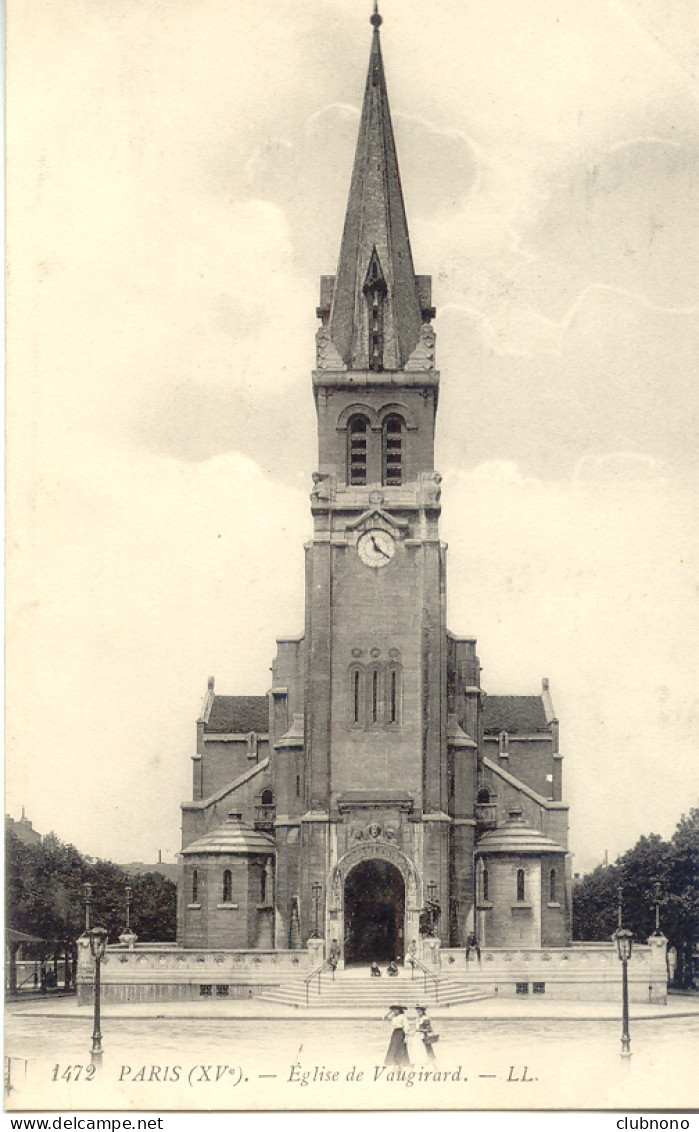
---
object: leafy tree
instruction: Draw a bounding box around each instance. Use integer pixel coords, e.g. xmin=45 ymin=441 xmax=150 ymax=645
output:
xmin=128 ymin=872 xmax=177 ymax=942
xmin=6 ymin=829 xmax=177 ymax=945
xmin=573 ymin=807 xmax=699 ymax=988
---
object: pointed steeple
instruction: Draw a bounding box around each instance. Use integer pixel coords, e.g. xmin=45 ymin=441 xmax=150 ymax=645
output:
xmin=326 ymin=11 xmax=429 ymax=371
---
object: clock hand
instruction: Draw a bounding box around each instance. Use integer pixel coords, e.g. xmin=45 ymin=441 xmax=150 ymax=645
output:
xmin=371 ymin=535 xmax=389 ymax=558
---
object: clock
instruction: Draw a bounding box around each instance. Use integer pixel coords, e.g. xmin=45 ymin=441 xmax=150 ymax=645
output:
xmin=357 ymin=528 xmax=396 ymax=568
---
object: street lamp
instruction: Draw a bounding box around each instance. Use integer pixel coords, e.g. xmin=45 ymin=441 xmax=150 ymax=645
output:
xmin=88 ymin=926 xmax=108 ymax=1064
xmin=613 ymin=883 xmax=633 ymax=1059
xmin=83 ymin=883 xmax=92 ymax=932
xmin=310 ymin=882 xmax=322 ymax=940
xmin=426 ymin=882 xmax=438 ymax=936
xmin=651 ymin=881 xmax=663 ymax=935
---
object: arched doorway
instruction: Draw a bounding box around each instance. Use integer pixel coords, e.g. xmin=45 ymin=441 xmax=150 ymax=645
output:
xmin=343 ymin=859 xmax=405 ymax=965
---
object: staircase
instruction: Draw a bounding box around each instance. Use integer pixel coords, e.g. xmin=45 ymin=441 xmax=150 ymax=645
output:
xmin=257 ymin=966 xmax=491 ymax=1009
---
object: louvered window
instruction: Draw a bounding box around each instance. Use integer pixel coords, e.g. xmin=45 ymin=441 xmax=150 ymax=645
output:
xmin=348 ymin=416 xmax=369 ymax=485
xmin=382 ymin=415 xmax=403 ymax=485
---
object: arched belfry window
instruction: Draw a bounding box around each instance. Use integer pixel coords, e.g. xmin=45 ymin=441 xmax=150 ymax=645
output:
xmin=349 ymin=665 xmax=364 ymax=725
xmin=363 ymin=247 xmax=387 ymax=372
xmin=192 ymin=868 xmax=198 ymax=904
xmin=386 ymin=664 xmax=401 ymax=724
xmin=261 ymin=789 xmax=274 ymax=807
xmin=549 ymin=868 xmax=557 ymax=903
xmin=382 ymin=415 xmax=404 ymax=486
xmin=347 ymin=415 xmax=369 ymax=485
xmin=368 ymin=666 xmax=382 ymax=725
xmin=222 ymin=869 xmax=232 ymax=903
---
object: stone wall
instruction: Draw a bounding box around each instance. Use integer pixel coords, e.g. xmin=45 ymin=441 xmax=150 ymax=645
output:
xmin=438 ymin=937 xmax=668 ymax=1002
xmin=76 ymin=942 xmax=314 ymax=1004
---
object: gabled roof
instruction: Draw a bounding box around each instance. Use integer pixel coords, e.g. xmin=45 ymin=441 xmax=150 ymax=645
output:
xmin=328 ymin=16 xmax=425 ymax=370
xmin=205 ymin=695 xmax=268 ymax=734
xmin=482 ymin=695 xmax=550 ymax=735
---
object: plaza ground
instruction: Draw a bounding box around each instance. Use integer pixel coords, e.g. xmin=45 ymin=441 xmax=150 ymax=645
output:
xmin=5 ymin=992 xmax=699 ymax=1112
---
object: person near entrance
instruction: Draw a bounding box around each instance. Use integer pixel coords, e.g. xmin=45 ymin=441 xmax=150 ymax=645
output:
xmin=386 ymin=959 xmax=399 ymax=977
xmin=370 ymin=961 xmax=381 ymax=977
xmin=328 ymin=939 xmax=340 ymax=977
xmin=384 ymin=1005 xmax=410 ymax=1066
xmin=465 ymin=932 xmax=481 ymax=962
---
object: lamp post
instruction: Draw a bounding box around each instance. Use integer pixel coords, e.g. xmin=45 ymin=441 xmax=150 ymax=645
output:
xmin=83 ymin=883 xmax=92 ymax=932
xmin=651 ymin=881 xmax=663 ymax=935
xmin=310 ymin=882 xmax=322 ymax=940
xmin=427 ymin=881 xmax=437 ymax=937
xmin=88 ymin=926 xmax=108 ymax=1064
xmin=613 ymin=886 xmax=633 ymax=1058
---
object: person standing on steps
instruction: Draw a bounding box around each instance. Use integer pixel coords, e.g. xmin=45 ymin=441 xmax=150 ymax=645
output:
xmin=328 ymin=939 xmax=340 ymax=978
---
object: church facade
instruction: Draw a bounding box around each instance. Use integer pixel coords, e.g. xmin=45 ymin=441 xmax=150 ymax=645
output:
xmin=177 ymin=14 xmax=572 ymax=963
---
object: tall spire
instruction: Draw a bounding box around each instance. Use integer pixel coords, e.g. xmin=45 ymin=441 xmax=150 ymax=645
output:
xmin=326 ymin=9 xmax=426 ymax=371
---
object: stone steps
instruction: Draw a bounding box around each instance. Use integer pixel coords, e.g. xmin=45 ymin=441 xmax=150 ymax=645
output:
xmin=258 ymin=975 xmax=491 ymax=1009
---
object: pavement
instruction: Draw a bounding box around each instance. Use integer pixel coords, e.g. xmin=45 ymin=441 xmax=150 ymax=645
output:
xmin=7 ymin=992 xmax=699 ymax=1022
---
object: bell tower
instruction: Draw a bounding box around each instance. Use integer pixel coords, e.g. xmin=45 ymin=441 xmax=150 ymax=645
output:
xmin=275 ymin=4 xmax=470 ymax=957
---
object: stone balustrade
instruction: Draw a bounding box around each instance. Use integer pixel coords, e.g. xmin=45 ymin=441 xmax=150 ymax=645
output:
xmin=437 ymin=936 xmax=668 ymax=1002
xmin=76 ymin=941 xmax=314 ymax=1003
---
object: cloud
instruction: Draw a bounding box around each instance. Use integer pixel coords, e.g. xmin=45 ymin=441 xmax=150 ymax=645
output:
xmin=441 ymin=458 xmax=697 ymax=865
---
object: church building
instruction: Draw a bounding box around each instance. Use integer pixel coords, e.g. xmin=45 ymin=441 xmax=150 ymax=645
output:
xmin=177 ymin=10 xmax=572 ymax=964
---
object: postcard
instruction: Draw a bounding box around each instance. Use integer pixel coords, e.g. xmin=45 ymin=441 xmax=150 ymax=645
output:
xmin=5 ymin=0 xmax=698 ymax=1117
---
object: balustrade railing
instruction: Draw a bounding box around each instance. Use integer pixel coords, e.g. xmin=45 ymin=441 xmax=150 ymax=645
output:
xmin=408 ymin=954 xmax=440 ymax=1003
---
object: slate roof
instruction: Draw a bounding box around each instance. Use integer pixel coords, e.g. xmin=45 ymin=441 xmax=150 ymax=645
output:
xmin=476 ymin=812 xmax=565 ymax=856
xmin=328 ymin=18 xmax=424 ymax=370
xmin=181 ymin=814 xmax=275 ymax=857
xmin=482 ymin=695 xmax=549 ymax=735
xmin=205 ymin=695 xmax=268 ymax=734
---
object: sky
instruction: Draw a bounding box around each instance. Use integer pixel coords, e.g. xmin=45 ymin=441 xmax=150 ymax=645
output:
xmin=7 ymin=0 xmax=698 ymax=876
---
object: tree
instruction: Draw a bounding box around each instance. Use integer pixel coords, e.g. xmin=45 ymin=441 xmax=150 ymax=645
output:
xmin=6 ymin=830 xmax=177 ymax=945
xmin=573 ymin=806 xmax=699 ymax=988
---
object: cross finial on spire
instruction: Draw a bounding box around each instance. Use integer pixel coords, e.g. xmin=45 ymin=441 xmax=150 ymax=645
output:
xmin=370 ymin=0 xmax=382 ymax=29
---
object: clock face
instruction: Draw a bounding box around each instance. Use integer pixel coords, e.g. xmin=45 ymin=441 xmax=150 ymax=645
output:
xmin=357 ymin=528 xmax=396 ymax=568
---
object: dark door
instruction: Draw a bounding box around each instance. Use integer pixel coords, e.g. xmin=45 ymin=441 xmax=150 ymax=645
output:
xmin=344 ymin=859 xmax=405 ymax=965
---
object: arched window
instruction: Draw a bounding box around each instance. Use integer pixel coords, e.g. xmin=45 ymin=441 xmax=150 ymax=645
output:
xmin=386 ymin=665 xmax=401 ymax=724
xmin=222 ymin=869 xmax=232 ymax=903
xmin=347 ymin=415 xmax=369 ymax=485
xmin=481 ymin=866 xmax=489 ymax=902
xmin=549 ymin=868 xmax=556 ymax=903
xmin=368 ymin=667 xmax=382 ymax=724
xmin=516 ymin=869 xmax=525 ymax=903
xmin=260 ymin=867 xmax=266 ymax=904
xmin=349 ymin=665 xmax=364 ymax=725
xmin=477 ymin=788 xmax=491 ymax=804
xmin=261 ymin=789 xmax=274 ymax=806
xmin=382 ymin=415 xmax=403 ymax=486
xmin=296 ymin=774 xmax=301 ymax=798
xmin=192 ymin=868 xmax=198 ymax=904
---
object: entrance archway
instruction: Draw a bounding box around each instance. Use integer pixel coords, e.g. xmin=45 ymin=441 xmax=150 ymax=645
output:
xmin=343 ymin=859 xmax=405 ymax=965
